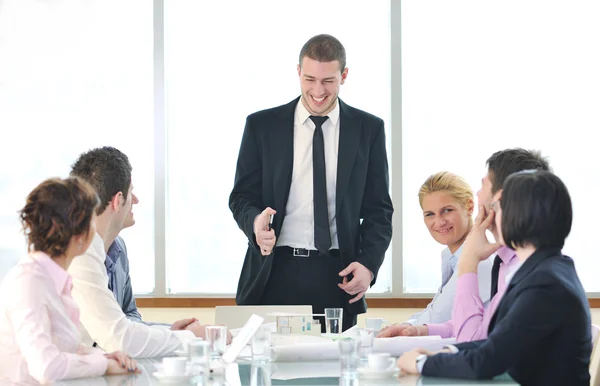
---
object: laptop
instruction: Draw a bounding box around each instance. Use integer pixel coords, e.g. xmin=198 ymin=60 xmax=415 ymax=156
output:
xmin=215 ymin=305 xmax=312 ymax=329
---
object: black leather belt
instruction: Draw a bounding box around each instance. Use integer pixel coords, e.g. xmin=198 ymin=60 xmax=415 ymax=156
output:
xmin=277 ymin=246 xmax=340 ymax=257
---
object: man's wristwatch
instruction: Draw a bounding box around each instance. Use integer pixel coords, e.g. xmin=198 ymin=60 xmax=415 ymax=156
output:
xmin=415 ymin=353 xmax=428 ymax=373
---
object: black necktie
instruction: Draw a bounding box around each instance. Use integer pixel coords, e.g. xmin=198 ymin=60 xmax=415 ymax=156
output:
xmin=490 ymin=255 xmax=502 ymax=298
xmin=310 ymin=115 xmax=331 ymax=254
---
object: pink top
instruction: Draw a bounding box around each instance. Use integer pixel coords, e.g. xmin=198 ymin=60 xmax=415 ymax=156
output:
xmin=0 ymin=251 xmax=108 ymax=384
xmin=426 ymin=247 xmax=519 ymax=343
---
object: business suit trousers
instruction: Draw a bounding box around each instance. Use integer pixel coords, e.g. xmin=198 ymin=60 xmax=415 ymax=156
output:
xmin=259 ymin=246 xmax=357 ymax=332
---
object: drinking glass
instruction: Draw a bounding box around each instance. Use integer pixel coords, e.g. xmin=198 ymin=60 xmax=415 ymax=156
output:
xmin=324 ymin=308 xmax=343 ymax=334
xmin=205 ymin=325 xmax=228 ymax=359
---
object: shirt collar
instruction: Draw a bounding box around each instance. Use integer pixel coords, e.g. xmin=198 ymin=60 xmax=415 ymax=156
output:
xmin=89 ymin=232 xmax=107 ymax=263
xmin=29 ymin=250 xmax=72 ymax=295
xmin=441 ymin=247 xmax=452 ymax=260
xmin=505 ymin=260 xmax=524 ymax=285
xmin=295 ymin=97 xmax=340 ymax=128
xmin=452 ymin=244 xmax=464 ymax=259
xmin=105 ymin=239 xmax=121 ymax=270
xmin=497 ymin=246 xmax=517 ymax=264
xmin=442 ymin=244 xmax=463 ymax=259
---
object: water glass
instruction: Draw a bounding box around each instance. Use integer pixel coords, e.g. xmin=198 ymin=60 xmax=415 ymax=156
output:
xmin=250 ymin=363 xmax=273 ymax=386
xmin=365 ymin=317 xmax=388 ymax=332
xmin=338 ymin=337 xmax=360 ymax=379
xmin=188 ymin=339 xmax=210 ymax=381
xmin=205 ymin=325 xmax=228 ymax=358
xmin=339 ymin=376 xmax=359 ymax=386
xmin=324 ymin=308 xmax=343 ymax=334
xmin=251 ymin=325 xmax=272 ymax=362
xmin=356 ymin=328 xmax=375 ymax=362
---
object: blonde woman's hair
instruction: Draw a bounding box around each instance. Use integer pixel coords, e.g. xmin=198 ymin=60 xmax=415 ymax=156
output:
xmin=418 ymin=171 xmax=474 ymax=213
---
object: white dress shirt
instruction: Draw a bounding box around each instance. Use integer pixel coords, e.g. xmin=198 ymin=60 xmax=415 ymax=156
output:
xmin=68 ymin=233 xmax=194 ymax=358
xmin=406 ymin=245 xmax=494 ymax=325
xmin=277 ymin=99 xmax=340 ymax=249
xmin=0 ymin=252 xmax=108 ymax=384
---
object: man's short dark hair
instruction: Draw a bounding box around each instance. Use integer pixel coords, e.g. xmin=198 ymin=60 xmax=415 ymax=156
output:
xmin=299 ymin=34 xmax=346 ymax=72
xmin=501 ymin=170 xmax=572 ymax=250
xmin=486 ymin=148 xmax=550 ymax=194
xmin=70 ymin=146 xmax=132 ymax=215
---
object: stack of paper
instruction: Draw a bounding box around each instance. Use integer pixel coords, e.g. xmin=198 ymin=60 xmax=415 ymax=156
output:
xmin=271 ymin=335 xmax=456 ymax=362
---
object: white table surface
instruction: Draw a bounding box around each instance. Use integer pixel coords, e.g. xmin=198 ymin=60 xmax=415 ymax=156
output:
xmin=54 ymin=358 xmax=518 ymax=386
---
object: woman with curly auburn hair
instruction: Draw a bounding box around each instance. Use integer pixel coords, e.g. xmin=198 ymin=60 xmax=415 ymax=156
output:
xmin=0 ymin=177 xmax=140 ymax=385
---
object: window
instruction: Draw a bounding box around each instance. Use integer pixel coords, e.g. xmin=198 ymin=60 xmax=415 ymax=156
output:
xmin=0 ymin=0 xmax=155 ymax=292
xmin=4 ymin=1 xmax=594 ymax=299
xmin=163 ymin=0 xmax=392 ymax=294
xmin=401 ymin=1 xmax=600 ymax=292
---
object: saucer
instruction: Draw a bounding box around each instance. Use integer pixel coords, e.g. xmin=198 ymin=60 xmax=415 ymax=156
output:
xmin=153 ymin=371 xmax=192 ymax=383
xmin=173 ymin=349 xmax=187 ymax=357
xmin=357 ymin=366 xmax=399 ymax=379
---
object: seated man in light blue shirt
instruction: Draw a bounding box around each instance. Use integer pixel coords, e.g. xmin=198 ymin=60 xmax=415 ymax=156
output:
xmin=72 ymin=146 xmax=198 ymax=331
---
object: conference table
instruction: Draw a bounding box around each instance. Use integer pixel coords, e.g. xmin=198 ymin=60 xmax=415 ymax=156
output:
xmin=56 ymin=359 xmax=518 ymax=386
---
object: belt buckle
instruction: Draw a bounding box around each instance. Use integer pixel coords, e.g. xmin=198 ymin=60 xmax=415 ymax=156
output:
xmin=293 ymin=248 xmax=310 ymax=257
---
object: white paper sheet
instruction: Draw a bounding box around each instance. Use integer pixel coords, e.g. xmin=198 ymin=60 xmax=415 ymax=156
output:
xmin=374 ymin=336 xmax=456 ymax=356
xmin=272 ymin=336 xmax=456 ymax=362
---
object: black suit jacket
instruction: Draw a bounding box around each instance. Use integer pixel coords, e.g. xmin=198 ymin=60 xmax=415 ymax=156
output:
xmin=229 ymin=97 xmax=393 ymax=315
xmin=422 ymin=248 xmax=592 ymax=386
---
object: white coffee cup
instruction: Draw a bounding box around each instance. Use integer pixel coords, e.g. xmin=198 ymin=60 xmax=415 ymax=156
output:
xmin=365 ymin=317 xmax=388 ymax=332
xmin=367 ymin=353 xmax=395 ymax=371
xmin=162 ymin=357 xmax=187 ymax=376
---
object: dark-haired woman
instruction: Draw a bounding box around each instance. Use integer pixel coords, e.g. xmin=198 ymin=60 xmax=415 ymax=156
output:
xmin=0 ymin=177 xmax=139 ymax=385
xmin=398 ymin=170 xmax=591 ymax=386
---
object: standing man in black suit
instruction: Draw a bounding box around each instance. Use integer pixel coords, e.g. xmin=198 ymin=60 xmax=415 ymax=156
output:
xmin=229 ymin=34 xmax=393 ymax=331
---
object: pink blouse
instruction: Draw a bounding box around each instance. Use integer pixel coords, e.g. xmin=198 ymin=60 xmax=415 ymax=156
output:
xmin=0 ymin=251 xmax=107 ymax=384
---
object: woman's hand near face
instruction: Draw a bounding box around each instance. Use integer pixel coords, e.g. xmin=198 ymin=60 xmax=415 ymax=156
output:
xmin=457 ymin=205 xmax=501 ymax=276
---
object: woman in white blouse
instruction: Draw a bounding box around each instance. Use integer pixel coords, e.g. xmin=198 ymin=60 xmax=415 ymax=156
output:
xmin=378 ymin=171 xmax=493 ymax=337
xmin=0 ymin=177 xmax=139 ymax=384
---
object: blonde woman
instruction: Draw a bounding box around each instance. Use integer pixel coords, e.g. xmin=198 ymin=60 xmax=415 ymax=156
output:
xmin=378 ymin=172 xmax=493 ymax=338
xmin=0 ymin=177 xmax=139 ymax=384
xmin=398 ymin=171 xmax=590 ymax=385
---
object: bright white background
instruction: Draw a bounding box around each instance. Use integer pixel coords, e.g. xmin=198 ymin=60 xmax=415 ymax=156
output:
xmin=163 ymin=0 xmax=391 ymax=294
xmin=0 ymin=0 xmax=156 ymax=292
xmin=0 ymin=0 xmax=392 ymax=295
xmin=401 ymin=0 xmax=600 ymax=292
xmin=1 ymin=1 xmax=599 ymax=296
